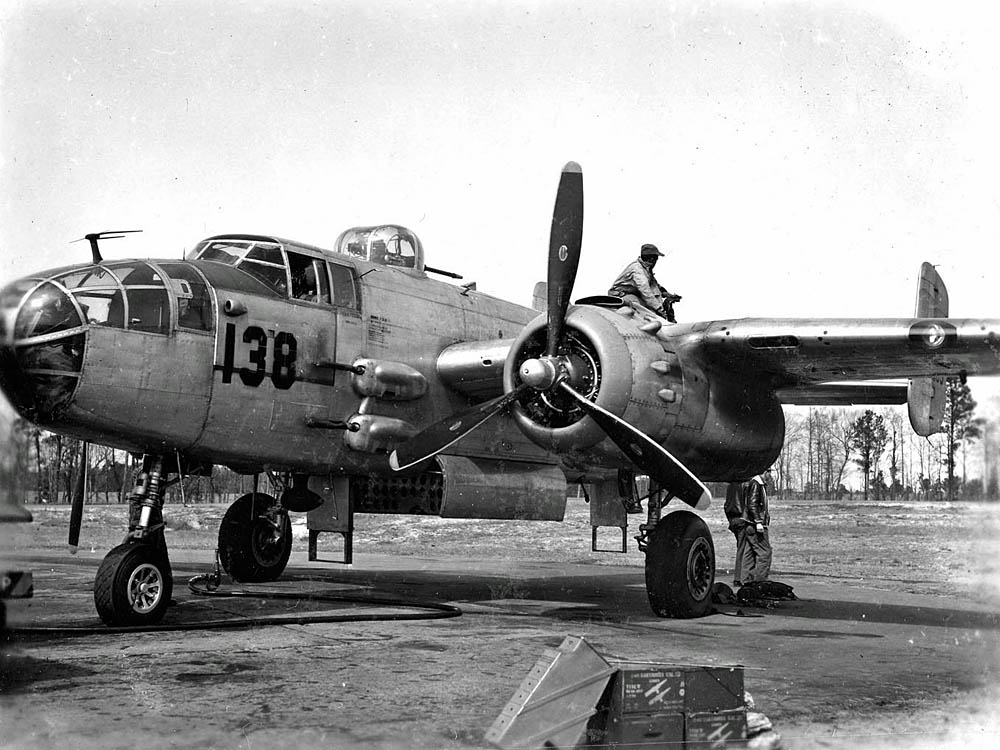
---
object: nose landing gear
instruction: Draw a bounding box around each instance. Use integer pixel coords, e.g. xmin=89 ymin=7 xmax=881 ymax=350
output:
xmin=94 ymin=454 xmax=174 ymax=626
xmin=91 ymin=457 xmax=296 ymax=627
xmin=94 ymin=542 xmax=173 ymax=626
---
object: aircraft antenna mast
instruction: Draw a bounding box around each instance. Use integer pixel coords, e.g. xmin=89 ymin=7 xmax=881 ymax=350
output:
xmin=72 ymin=229 xmax=143 ymax=264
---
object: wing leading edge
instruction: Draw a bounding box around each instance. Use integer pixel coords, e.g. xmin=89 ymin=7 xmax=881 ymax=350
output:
xmin=689 ymin=316 xmax=1000 ymax=390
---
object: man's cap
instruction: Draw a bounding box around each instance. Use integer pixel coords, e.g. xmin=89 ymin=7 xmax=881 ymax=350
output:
xmin=640 ymin=243 xmax=664 ymax=257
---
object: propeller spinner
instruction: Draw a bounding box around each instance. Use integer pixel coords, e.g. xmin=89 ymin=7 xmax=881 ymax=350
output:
xmin=389 ymin=162 xmax=710 ymax=510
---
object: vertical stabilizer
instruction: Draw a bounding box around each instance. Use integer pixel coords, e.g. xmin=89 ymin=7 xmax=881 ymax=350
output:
xmin=907 ymin=262 xmax=949 ymax=436
xmin=532 ymin=282 xmax=548 ymax=312
xmin=914 ymin=261 xmax=949 ymax=318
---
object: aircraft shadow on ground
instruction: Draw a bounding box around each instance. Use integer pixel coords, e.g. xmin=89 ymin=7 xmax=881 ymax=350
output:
xmin=738 ymin=596 xmax=1000 ymax=631
xmin=276 ymin=565 xmax=1000 ymax=632
xmin=10 ymin=555 xmax=997 ymax=633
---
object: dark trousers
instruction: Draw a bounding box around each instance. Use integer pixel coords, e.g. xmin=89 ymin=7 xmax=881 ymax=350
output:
xmin=735 ymin=526 xmax=772 ymax=584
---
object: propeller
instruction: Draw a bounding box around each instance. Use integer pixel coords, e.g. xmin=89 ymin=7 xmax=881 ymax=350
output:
xmin=68 ymin=440 xmax=88 ymax=553
xmin=545 ymin=162 xmax=583 ymax=357
xmin=557 ymin=384 xmax=711 ymax=510
xmin=387 ymin=163 xmax=583 ymax=471
xmin=389 ymin=384 xmax=530 ymax=471
xmin=388 ymin=162 xmax=710 ymax=510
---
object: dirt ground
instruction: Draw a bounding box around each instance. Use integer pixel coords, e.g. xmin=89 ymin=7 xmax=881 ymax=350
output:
xmin=1 ymin=494 xmax=999 ymax=749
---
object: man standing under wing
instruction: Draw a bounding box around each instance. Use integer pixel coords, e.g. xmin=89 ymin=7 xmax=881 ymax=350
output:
xmin=724 ymin=482 xmax=748 ymax=587
xmin=738 ymin=470 xmax=773 ymax=584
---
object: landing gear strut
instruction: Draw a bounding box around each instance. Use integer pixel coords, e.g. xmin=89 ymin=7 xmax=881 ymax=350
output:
xmin=638 ymin=485 xmax=715 ymax=618
xmin=94 ymin=455 xmax=174 ymax=626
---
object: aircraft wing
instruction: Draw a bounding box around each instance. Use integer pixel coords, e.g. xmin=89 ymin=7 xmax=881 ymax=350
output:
xmin=682 ymin=317 xmax=1000 ymax=396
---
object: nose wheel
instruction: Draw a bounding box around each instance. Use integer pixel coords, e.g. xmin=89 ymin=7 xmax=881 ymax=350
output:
xmin=94 ymin=542 xmax=174 ymax=626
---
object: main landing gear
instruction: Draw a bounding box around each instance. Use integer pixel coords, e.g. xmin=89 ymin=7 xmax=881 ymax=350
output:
xmin=638 ymin=488 xmax=715 ymax=619
xmin=218 ymin=492 xmax=291 ymax=583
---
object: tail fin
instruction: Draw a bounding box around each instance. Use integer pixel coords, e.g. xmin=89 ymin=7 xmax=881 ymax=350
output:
xmin=532 ymin=282 xmax=548 ymax=312
xmin=907 ymin=262 xmax=948 ymax=436
xmin=914 ymin=261 xmax=949 ymax=317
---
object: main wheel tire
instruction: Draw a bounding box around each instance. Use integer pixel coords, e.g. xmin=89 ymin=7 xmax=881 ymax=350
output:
xmin=644 ymin=510 xmax=715 ymax=618
xmin=218 ymin=493 xmax=292 ymax=583
xmin=94 ymin=542 xmax=173 ymax=626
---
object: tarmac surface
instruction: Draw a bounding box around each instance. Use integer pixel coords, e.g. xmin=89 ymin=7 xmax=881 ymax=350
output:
xmin=2 ymin=499 xmax=1000 ymax=749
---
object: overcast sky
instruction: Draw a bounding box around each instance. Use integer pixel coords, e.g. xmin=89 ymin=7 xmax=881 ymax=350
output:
xmin=2 ymin=0 xmax=999 ymax=409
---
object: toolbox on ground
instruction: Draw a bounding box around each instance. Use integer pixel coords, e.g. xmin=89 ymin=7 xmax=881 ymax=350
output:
xmin=588 ymin=661 xmax=746 ymax=748
xmin=487 ymin=638 xmax=749 ymax=750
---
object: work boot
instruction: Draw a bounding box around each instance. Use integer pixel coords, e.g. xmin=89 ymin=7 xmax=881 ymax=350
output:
xmin=622 ymin=498 xmax=643 ymax=514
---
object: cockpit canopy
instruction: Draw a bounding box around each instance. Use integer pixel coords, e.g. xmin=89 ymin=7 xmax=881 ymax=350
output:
xmin=334 ymin=225 xmax=424 ymax=272
xmin=188 ymin=235 xmax=359 ymax=307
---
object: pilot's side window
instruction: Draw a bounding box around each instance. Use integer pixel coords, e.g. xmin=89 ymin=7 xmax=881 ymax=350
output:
xmin=236 ymin=243 xmax=288 ymax=295
xmin=314 ymin=260 xmax=331 ymax=303
xmin=287 ymin=253 xmax=330 ymax=304
xmin=329 ymin=263 xmax=358 ymax=309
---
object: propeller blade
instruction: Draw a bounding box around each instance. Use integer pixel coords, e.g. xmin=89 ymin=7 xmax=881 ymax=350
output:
xmin=558 ymin=383 xmax=711 ymax=510
xmin=545 ymin=162 xmax=584 ymax=357
xmin=390 ymin=385 xmax=530 ymax=471
xmin=68 ymin=441 xmax=88 ymax=553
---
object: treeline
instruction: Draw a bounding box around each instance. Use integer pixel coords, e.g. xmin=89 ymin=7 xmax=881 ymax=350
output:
xmin=774 ymin=380 xmax=998 ymax=502
xmin=1 ymin=420 xmax=257 ymax=505
xmin=1 ymin=379 xmax=996 ymax=505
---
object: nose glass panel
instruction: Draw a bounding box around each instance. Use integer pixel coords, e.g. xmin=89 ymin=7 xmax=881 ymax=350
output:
xmin=0 ymin=278 xmax=42 ymax=344
xmin=0 ymin=280 xmax=85 ymax=421
xmin=15 ymin=282 xmax=84 ymax=341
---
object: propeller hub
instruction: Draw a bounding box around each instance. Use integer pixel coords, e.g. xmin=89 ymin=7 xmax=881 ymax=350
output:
xmin=520 ymin=357 xmax=560 ymax=390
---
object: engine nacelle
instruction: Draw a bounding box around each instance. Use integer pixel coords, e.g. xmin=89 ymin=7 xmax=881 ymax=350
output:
xmin=502 ymin=305 xmax=676 ymax=459
xmin=501 ymin=304 xmax=787 ymax=480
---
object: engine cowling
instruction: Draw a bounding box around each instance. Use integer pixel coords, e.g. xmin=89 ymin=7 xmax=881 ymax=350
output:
xmin=502 ymin=304 xmax=676 ymax=459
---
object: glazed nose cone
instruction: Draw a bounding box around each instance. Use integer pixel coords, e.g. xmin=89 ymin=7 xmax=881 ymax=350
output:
xmin=0 ymin=278 xmax=85 ymax=421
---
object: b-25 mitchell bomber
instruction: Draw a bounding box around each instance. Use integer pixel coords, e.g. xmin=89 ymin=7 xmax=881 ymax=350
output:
xmin=1 ymin=162 xmax=998 ymax=626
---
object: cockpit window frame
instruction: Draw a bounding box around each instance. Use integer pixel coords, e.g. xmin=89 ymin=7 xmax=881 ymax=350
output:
xmin=191 ymin=239 xmax=292 ymax=297
xmin=328 ymin=262 xmax=360 ymax=310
